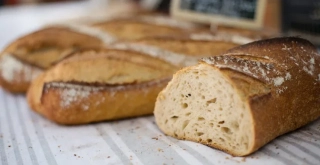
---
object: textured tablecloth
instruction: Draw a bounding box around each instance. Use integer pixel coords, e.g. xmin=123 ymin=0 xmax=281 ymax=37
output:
xmin=0 ymin=2 xmax=320 ymax=165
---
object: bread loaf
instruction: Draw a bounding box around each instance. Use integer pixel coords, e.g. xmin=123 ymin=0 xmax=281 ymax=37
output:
xmin=110 ymin=36 xmax=240 ymax=67
xmin=27 ymin=48 xmax=178 ymax=124
xmin=0 ymin=27 xmax=106 ymax=93
xmin=92 ymin=15 xmax=200 ymax=40
xmin=154 ymin=37 xmax=320 ymax=156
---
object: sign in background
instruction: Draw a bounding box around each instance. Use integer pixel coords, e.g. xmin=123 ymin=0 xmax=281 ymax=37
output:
xmin=171 ymin=0 xmax=267 ymax=30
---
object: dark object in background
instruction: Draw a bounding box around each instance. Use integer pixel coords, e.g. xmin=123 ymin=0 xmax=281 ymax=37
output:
xmin=156 ymin=0 xmax=171 ymax=13
xmin=282 ymin=0 xmax=320 ymax=46
xmin=179 ymin=0 xmax=257 ymax=20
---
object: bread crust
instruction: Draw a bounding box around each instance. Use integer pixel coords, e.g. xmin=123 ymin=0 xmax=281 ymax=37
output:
xmin=0 ymin=27 xmax=104 ymax=93
xmin=155 ymin=37 xmax=320 ymax=156
xmin=27 ymin=48 xmax=178 ymax=124
xmin=39 ymin=78 xmax=170 ymax=124
xmin=206 ymin=37 xmax=320 ymax=155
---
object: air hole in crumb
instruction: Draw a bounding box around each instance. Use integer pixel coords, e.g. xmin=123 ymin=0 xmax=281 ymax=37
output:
xmin=201 ymin=95 xmax=205 ymax=99
xmin=174 ymin=133 xmax=178 ymax=137
xmin=185 ymin=112 xmax=191 ymax=116
xmin=196 ymin=76 xmax=199 ymax=79
xmin=199 ymin=138 xmax=203 ymax=142
xmin=209 ymin=123 xmax=214 ymax=127
xmin=188 ymin=94 xmax=191 ymax=96
xmin=207 ymin=139 xmax=212 ymax=143
xmin=206 ymin=98 xmax=217 ymax=106
xmin=232 ymin=122 xmax=239 ymax=130
xmin=207 ymin=110 xmax=211 ymax=112
xmin=182 ymin=103 xmax=188 ymax=109
xmin=170 ymin=116 xmax=179 ymax=122
xmin=173 ymin=98 xmax=176 ymax=101
xmin=240 ymin=113 xmax=244 ymax=118
xmin=219 ymin=107 xmax=223 ymax=111
xmin=193 ymin=71 xmax=199 ymax=74
xmin=218 ymin=121 xmax=225 ymax=124
xmin=197 ymin=132 xmax=204 ymax=136
xmin=165 ymin=119 xmax=168 ymax=124
xmin=182 ymin=120 xmax=189 ymax=130
xmin=198 ymin=117 xmax=205 ymax=121
xmin=219 ymin=138 xmax=225 ymax=142
xmin=221 ymin=127 xmax=232 ymax=134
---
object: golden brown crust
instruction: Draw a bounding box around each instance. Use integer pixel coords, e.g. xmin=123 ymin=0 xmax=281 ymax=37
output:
xmin=0 ymin=27 xmax=105 ymax=93
xmin=27 ymin=48 xmax=178 ymax=124
xmin=2 ymin=27 xmax=104 ymax=68
xmin=131 ymin=37 xmax=240 ymax=57
xmin=39 ymin=78 xmax=171 ymax=124
xmin=201 ymin=37 xmax=320 ymax=156
xmin=93 ymin=20 xmax=189 ymax=40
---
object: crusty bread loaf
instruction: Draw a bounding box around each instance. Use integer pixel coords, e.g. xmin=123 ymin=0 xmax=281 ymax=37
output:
xmin=0 ymin=27 xmax=106 ymax=93
xmin=27 ymin=48 xmax=178 ymax=124
xmin=110 ymin=37 xmax=240 ymax=67
xmin=154 ymin=37 xmax=320 ymax=156
xmin=91 ymin=15 xmax=200 ymax=40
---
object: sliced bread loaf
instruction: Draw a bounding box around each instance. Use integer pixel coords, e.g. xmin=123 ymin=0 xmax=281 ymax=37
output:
xmin=154 ymin=37 xmax=320 ymax=156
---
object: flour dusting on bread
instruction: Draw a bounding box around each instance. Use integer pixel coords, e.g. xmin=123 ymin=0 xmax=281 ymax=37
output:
xmin=155 ymin=37 xmax=320 ymax=156
xmin=54 ymin=24 xmax=117 ymax=45
xmin=46 ymin=82 xmax=104 ymax=109
xmin=111 ymin=43 xmax=199 ymax=66
xmin=0 ymin=54 xmax=42 ymax=82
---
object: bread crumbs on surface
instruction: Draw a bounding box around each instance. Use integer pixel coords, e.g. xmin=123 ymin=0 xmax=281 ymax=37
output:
xmin=74 ymin=154 xmax=77 ymax=156
xmin=107 ymin=156 xmax=110 ymax=158
xmin=152 ymin=137 xmax=159 ymax=140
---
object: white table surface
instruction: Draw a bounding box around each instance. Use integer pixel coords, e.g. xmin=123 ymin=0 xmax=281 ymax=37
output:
xmin=0 ymin=2 xmax=320 ymax=165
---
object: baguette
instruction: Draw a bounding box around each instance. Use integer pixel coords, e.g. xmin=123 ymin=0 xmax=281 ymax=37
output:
xmin=0 ymin=27 xmax=106 ymax=93
xmin=92 ymin=15 xmax=201 ymax=40
xmin=27 ymin=48 xmax=178 ymax=124
xmin=154 ymin=37 xmax=320 ymax=156
xmin=110 ymin=37 xmax=240 ymax=67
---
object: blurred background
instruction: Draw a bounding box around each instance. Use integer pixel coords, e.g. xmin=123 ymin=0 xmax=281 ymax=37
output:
xmin=0 ymin=0 xmax=319 ymax=46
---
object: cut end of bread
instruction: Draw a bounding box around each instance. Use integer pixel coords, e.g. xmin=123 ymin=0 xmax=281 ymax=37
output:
xmin=154 ymin=63 xmax=253 ymax=156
